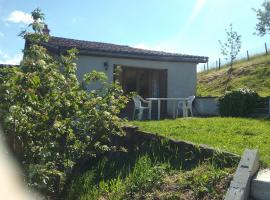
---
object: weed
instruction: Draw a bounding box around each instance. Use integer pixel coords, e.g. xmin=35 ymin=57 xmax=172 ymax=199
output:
xmin=125 ymin=156 xmax=168 ymax=199
xmin=67 ymin=155 xmax=168 ymax=200
xmin=177 ymin=164 xmax=234 ymax=199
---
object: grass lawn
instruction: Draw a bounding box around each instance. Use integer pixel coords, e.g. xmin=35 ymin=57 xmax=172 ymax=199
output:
xmin=131 ymin=117 xmax=270 ymax=166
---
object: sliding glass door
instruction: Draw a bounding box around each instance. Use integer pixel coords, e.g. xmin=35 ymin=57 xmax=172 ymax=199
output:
xmin=115 ymin=66 xmax=167 ymax=119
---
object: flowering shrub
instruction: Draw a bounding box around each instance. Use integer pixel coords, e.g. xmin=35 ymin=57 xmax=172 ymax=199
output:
xmin=218 ymin=88 xmax=258 ymax=117
xmin=0 ymin=9 xmax=128 ymax=198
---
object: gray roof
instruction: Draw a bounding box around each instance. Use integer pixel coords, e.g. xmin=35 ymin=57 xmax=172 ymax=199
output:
xmin=0 ymin=64 xmax=19 ymax=68
xmin=43 ymin=36 xmax=208 ymax=63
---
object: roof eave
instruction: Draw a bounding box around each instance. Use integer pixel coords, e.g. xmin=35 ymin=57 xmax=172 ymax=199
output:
xmin=44 ymin=45 xmax=208 ymax=63
xmin=78 ymin=50 xmax=208 ymax=63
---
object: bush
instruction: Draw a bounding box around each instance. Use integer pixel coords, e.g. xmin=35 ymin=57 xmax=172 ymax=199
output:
xmin=218 ymin=88 xmax=258 ymax=117
xmin=0 ymin=9 xmax=128 ymax=198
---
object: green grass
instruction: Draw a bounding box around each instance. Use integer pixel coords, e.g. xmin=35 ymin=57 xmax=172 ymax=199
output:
xmin=67 ymin=155 xmax=233 ymax=200
xmin=131 ymin=117 xmax=270 ymax=165
xmin=172 ymin=164 xmax=233 ymax=200
xmin=67 ymin=155 xmax=169 ymax=200
xmin=197 ymin=54 xmax=270 ymax=97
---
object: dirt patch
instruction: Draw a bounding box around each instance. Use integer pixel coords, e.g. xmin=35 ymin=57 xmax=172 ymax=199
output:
xmin=142 ymin=165 xmax=235 ymax=200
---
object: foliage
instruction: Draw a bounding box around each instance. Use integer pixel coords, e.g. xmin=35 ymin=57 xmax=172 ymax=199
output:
xmin=218 ymin=88 xmax=259 ymax=117
xmin=132 ymin=117 xmax=270 ymax=165
xmin=67 ymin=155 xmax=167 ymax=200
xmin=219 ymin=24 xmax=242 ymax=68
xmin=219 ymin=24 xmax=242 ymax=93
xmin=0 ymin=9 xmax=128 ymax=198
xmin=68 ymin=170 xmax=125 ymax=200
xmin=254 ymin=0 xmax=270 ymax=36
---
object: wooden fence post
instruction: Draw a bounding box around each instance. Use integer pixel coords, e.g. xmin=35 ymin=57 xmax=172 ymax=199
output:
xmin=207 ymin=62 xmax=209 ymax=71
xmin=247 ymin=50 xmax=250 ymax=60
xmin=219 ymin=58 xmax=221 ymax=70
xmin=265 ymin=43 xmax=268 ymax=55
xmin=204 ymin=64 xmax=205 ymax=71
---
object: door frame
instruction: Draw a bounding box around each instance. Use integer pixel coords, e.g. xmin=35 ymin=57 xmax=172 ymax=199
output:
xmin=114 ymin=65 xmax=167 ymax=98
xmin=113 ymin=65 xmax=168 ymax=118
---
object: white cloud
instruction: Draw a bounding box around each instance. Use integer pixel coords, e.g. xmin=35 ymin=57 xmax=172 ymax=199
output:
xmin=0 ymin=51 xmax=22 ymax=65
xmin=6 ymin=10 xmax=33 ymax=24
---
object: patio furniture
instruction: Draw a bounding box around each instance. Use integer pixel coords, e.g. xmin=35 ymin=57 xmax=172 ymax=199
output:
xmin=177 ymin=96 xmax=195 ymax=117
xmin=132 ymin=95 xmax=152 ymax=120
xmin=146 ymin=97 xmax=188 ymax=120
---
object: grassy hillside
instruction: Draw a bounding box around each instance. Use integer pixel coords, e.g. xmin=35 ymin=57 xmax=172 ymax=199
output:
xmin=197 ymin=54 xmax=270 ymax=97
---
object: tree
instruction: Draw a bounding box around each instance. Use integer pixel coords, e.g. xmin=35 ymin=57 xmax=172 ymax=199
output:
xmin=0 ymin=9 xmax=128 ymax=198
xmin=219 ymin=24 xmax=241 ymax=93
xmin=254 ymin=0 xmax=270 ymax=36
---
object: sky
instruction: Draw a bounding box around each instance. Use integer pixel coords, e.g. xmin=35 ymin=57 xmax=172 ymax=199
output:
xmin=0 ymin=0 xmax=270 ymax=71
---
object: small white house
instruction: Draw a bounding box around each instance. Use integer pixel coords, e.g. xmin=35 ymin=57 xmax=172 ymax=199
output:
xmin=42 ymin=36 xmax=208 ymax=118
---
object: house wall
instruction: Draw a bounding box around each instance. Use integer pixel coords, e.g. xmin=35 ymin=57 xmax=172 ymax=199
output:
xmin=75 ymin=55 xmax=197 ymax=115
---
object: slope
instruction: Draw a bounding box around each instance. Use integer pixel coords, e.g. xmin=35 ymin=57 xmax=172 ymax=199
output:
xmin=197 ymin=54 xmax=270 ymax=97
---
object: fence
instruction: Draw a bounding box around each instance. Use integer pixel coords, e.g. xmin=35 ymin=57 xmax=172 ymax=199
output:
xmin=201 ymin=42 xmax=270 ymax=72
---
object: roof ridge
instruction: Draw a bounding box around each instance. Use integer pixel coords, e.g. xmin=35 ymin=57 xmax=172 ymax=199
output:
xmin=51 ymin=36 xmax=130 ymax=48
xmin=43 ymin=36 xmax=208 ymax=63
xmin=50 ymin=36 xmax=186 ymax=56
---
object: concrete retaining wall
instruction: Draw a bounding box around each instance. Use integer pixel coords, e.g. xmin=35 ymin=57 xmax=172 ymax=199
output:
xmin=112 ymin=126 xmax=240 ymax=169
xmin=194 ymin=97 xmax=220 ymax=116
xmin=225 ymin=149 xmax=260 ymax=200
xmin=193 ymin=96 xmax=270 ymax=117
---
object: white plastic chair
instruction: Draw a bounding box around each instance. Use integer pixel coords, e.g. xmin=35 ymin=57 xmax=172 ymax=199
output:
xmin=177 ymin=96 xmax=196 ymax=117
xmin=186 ymin=96 xmax=195 ymax=117
xmin=132 ymin=95 xmax=152 ymax=120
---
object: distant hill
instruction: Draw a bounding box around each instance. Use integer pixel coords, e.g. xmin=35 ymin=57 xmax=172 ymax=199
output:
xmin=197 ymin=54 xmax=270 ymax=97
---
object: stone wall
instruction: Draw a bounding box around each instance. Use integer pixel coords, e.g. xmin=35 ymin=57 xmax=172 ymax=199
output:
xmin=112 ymin=126 xmax=240 ymax=169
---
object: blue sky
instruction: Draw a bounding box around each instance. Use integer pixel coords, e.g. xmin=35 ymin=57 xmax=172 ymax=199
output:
xmin=0 ymin=0 xmax=270 ymax=71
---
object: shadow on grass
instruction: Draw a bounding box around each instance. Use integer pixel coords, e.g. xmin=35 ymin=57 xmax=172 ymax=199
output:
xmin=68 ymin=136 xmax=239 ymax=185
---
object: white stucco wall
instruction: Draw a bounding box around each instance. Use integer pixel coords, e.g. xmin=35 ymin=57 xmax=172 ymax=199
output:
xmin=75 ymin=55 xmax=197 ymax=115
